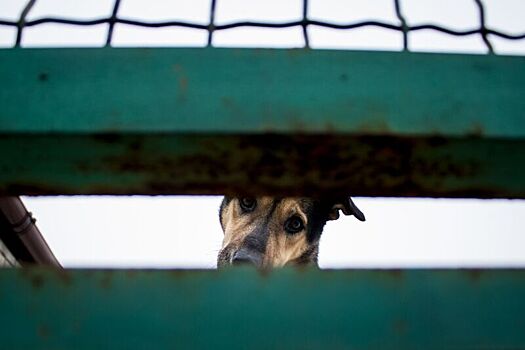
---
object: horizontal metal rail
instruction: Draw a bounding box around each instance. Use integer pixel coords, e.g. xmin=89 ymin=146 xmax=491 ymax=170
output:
xmin=1 ymin=48 xmax=524 ymax=197
xmin=0 ymin=268 xmax=524 ymax=349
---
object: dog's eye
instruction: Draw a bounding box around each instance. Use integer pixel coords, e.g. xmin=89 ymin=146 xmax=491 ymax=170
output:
xmin=284 ymin=216 xmax=304 ymax=234
xmin=239 ymin=197 xmax=256 ymax=212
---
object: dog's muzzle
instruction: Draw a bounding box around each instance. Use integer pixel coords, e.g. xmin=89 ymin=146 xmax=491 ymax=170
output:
xmin=231 ymin=248 xmax=263 ymax=267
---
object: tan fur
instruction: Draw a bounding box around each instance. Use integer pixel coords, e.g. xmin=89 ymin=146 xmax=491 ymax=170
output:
xmin=265 ymin=230 xmax=309 ymax=267
xmin=220 ymin=197 xmax=310 ymax=267
xmin=263 ymin=199 xmax=310 ymax=267
xmin=219 ymin=196 xmax=365 ymax=268
xmin=221 ymin=197 xmax=272 ymax=248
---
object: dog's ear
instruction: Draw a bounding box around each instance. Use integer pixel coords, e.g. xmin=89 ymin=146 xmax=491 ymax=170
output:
xmin=328 ymin=197 xmax=365 ymax=222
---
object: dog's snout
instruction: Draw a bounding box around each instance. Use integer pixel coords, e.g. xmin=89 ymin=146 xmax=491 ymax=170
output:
xmin=231 ymin=249 xmax=262 ymax=267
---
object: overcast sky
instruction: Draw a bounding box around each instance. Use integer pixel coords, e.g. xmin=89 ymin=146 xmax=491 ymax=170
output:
xmin=2 ymin=0 xmax=525 ymax=268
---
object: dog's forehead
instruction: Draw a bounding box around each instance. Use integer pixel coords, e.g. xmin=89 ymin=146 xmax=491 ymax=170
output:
xmin=277 ymin=198 xmax=315 ymax=216
xmin=256 ymin=196 xmax=276 ymax=209
xmin=255 ymin=197 xmax=309 ymax=213
xmin=221 ymin=197 xmax=314 ymax=218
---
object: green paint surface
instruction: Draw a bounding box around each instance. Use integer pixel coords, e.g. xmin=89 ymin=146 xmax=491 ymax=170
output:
xmin=1 ymin=49 xmax=524 ymax=197
xmin=1 ymin=134 xmax=524 ymax=197
xmin=0 ymin=268 xmax=524 ymax=349
xmin=1 ymin=48 xmax=524 ymax=136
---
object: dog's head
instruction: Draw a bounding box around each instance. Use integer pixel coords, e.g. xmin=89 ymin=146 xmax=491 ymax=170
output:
xmin=217 ymin=196 xmax=365 ymax=268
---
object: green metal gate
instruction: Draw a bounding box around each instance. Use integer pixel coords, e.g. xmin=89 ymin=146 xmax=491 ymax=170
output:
xmin=1 ymin=0 xmax=525 ymax=348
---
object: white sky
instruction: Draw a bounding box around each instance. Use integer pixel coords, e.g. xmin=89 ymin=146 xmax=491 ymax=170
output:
xmin=2 ymin=0 xmax=525 ymax=268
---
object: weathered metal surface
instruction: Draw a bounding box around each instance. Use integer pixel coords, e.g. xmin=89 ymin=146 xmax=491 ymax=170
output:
xmin=0 ymin=48 xmax=524 ymax=197
xmin=0 ymin=134 xmax=524 ymax=197
xmin=1 ymin=48 xmax=524 ymax=136
xmin=0 ymin=268 xmax=524 ymax=349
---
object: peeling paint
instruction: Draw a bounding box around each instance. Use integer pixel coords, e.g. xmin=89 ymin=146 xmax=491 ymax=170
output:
xmin=1 ymin=134 xmax=524 ymax=197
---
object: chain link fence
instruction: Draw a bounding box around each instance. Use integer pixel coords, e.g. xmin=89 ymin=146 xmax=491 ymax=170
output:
xmin=1 ymin=0 xmax=524 ymax=52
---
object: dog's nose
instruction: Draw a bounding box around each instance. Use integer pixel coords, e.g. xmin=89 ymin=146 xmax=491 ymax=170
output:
xmin=231 ymin=249 xmax=262 ymax=267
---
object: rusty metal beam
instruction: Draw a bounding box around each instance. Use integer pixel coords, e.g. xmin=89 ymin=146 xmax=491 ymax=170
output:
xmin=1 ymin=134 xmax=524 ymax=197
xmin=0 ymin=48 xmax=524 ymax=197
xmin=0 ymin=268 xmax=524 ymax=349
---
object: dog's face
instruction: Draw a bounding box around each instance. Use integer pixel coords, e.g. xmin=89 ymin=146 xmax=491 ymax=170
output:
xmin=217 ymin=196 xmax=365 ymax=268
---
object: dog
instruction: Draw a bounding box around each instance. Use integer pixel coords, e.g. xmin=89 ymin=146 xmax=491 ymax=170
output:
xmin=217 ymin=196 xmax=365 ymax=268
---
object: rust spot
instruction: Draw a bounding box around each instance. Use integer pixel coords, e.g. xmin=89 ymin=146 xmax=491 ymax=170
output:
xmin=392 ymin=319 xmax=408 ymax=335
xmin=287 ymin=113 xmax=309 ymax=132
xmin=286 ymin=49 xmax=308 ymax=59
xmin=31 ymin=274 xmax=44 ymax=289
xmin=37 ymin=325 xmax=50 ymax=339
xmin=468 ymin=122 xmax=484 ymax=137
xmin=56 ymin=270 xmax=72 ymax=286
xmin=357 ymin=119 xmax=391 ymax=134
xmin=126 ymin=270 xmax=138 ymax=279
xmin=19 ymin=269 xmax=43 ymax=288
xmin=255 ymin=265 xmax=273 ymax=278
xmin=385 ymin=269 xmax=404 ymax=279
xmin=466 ymin=269 xmax=485 ymax=282
xmin=173 ymin=64 xmax=188 ymax=102
xmin=168 ymin=270 xmax=195 ymax=279
xmin=178 ymin=76 xmax=188 ymax=100
xmin=323 ymin=122 xmax=337 ymax=133
xmin=38 ymin=72 xmax=48 ymax=82
xmin=99 ymin=271 xmax=113 ymax=289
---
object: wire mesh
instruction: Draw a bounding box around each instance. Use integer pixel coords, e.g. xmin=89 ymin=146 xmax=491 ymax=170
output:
xmin=1 ymin=0 xmax=524 ymax=51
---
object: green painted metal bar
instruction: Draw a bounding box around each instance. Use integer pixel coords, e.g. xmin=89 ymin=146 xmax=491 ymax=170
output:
xmin=1 ymin=48 xmax=524 ymax=135
xmin=1 ymin=134 xmax=524 ymax=197
xmin=1 ymin=48 xmax=524 ymax=197
xmin=0 ymin=268 xmax=524 ymax=349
